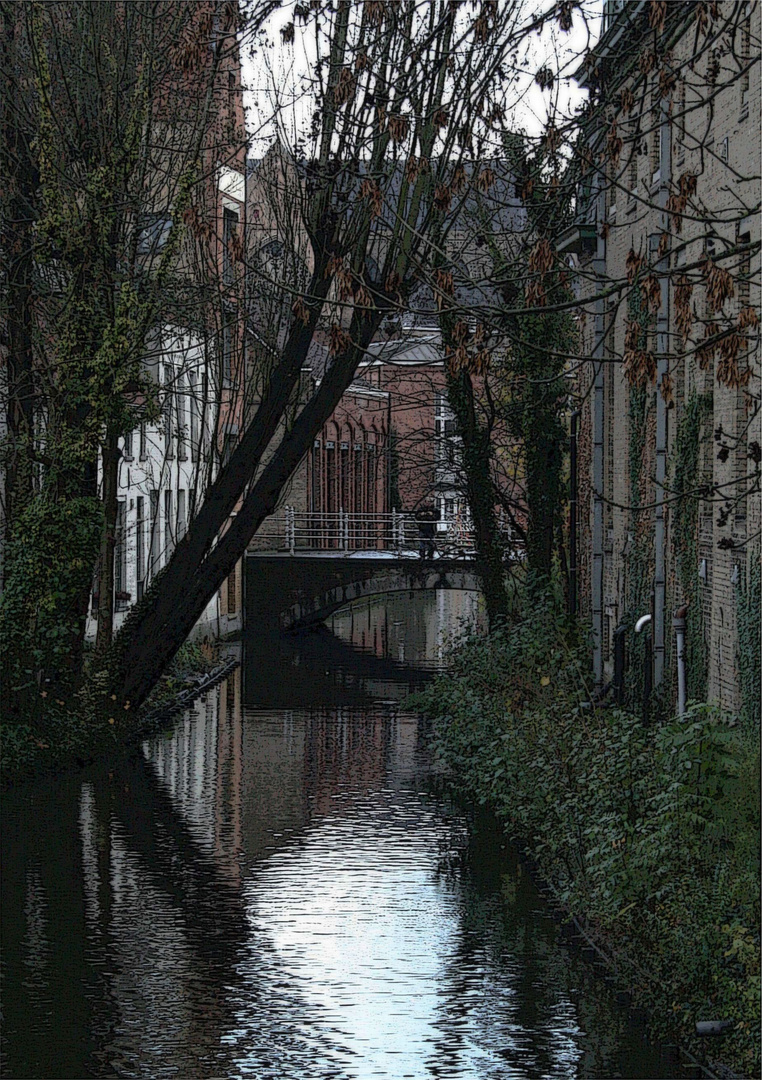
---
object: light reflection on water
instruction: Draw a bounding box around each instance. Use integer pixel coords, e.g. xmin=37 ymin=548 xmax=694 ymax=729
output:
xmin=1 ymin=592 xmax=673 ymax=1079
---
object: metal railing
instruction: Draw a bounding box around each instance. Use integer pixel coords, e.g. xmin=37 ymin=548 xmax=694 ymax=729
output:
xmin=250 ymin=508 xmax=477 ymax=555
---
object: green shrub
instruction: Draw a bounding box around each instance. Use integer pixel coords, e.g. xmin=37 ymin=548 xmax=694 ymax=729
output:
xmin=415 ymin=597 xmax=760 ymax=1075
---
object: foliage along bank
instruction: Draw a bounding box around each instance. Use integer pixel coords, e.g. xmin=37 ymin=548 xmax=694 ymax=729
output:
xmin=0 ymin=640 xmax=222 ymax=781
xmin=414 ymin=598 xmax=760 ymax=1077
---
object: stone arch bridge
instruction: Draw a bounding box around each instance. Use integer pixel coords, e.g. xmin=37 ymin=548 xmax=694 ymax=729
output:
xmin=245 ymin=552 xmax=482 ymax=632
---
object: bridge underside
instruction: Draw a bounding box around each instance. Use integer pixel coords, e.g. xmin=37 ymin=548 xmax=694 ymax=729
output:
xmin=245 ymin=554 xmax=482 ymax=631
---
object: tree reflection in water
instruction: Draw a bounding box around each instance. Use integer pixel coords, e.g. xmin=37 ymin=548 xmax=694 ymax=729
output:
xmin=2 ymin=592 xmax=671 ymax=1079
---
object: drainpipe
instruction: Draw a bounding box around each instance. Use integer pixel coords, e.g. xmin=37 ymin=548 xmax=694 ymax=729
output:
xmin=635 ymin=612 xmax=653 ymax=724
xmin=673 ymin=603 xmax=688 ymax=717
xmin=569 ymin=410 xmax=580 ymax=617
xmin=591 ymin=192 xmax=606 ymax=686
xmin=652 ymin=90 xmax=672 ymax=689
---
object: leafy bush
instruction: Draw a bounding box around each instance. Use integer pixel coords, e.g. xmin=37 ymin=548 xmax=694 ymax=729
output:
xmin=415 ymin=596 xmax=760 ymax=1075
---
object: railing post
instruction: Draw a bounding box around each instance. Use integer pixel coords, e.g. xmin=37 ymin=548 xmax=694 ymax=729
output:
xmin=343 ymin=510 xmax=349 ymax=551
xmin=391 ymin=509 xmax=398 ymax=551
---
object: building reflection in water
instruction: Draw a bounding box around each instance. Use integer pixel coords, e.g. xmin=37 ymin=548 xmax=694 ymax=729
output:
xmin=328 ymin=588 xmax=481 ymax=665
xmin=1 ymin=591 xmax=670 ymax=1080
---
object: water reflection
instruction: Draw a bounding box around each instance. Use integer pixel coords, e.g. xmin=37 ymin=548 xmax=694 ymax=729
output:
xmin=1 ymin=591 xmax=674 ymax=1079
xmin=243 ymin=591 xmax=480 ymax=709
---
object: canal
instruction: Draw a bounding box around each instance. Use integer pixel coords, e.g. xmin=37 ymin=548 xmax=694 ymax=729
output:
xmin=2 ymin=591 xmax=674 ymax=1079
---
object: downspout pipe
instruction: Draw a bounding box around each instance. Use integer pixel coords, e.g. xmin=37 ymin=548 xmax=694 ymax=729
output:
xmin=569 ymin=410 xmax=580 ymax=617
xmin=635 ymin=613 xmax=652 ymax=634
xmin=591 ymin=180 xmax=606 ymax=686
xmin=635 ymin=612 xmax=653 ymax=725
xmin=652 ymin=88 xmax=673 ymax=689
xmin=673 ymin=603 xmax=689 ymax=717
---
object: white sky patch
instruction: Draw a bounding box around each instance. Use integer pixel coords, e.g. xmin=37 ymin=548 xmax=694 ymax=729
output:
xmin=240 ymin=1 xmax=604 ymax=156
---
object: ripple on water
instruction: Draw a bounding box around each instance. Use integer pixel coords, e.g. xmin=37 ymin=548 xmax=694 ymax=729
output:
xmin=1 ymin=593 xmax=673 ymax=1079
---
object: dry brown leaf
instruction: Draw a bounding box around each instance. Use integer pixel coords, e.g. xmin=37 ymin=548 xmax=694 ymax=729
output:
xmin=434 ymin=184 xmax=452 ymax=213
xmin=292 ymin=296 xmax=310 ymax=326
xmin=626 ymin=248 xmax=645 ymax=284
xmin=329 ymin=324 xmax=352 ymax=356
xmin=703 ymin=258 xmax=735 ymax=312
xmin=387 ymin=114 xmax=410 ymax=143
xmin=648 ymin=0 xmax=667 ymax=33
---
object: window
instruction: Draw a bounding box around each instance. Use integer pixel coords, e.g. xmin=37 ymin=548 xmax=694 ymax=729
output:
xmin=311 ymin=442 xmax=321 ymax=513
xmin=675 ymin=80 xmax=687 ymax=166
xmin=136 ymin=496 xmax=145 ymax=600
xmin=704 ymin=238 xmax=717 ymax=316
xmin=115 ymin=501 xmax=129 ymax=611
xmin=223 ymin=208 xmax=239 ymax=286
xmin=164 ymin=367 xmax=174 ymax=459
xmin=719 ymin=136 xmax=729 ymax=163
xmin=164 ymin=490 xmax=174 ymax=555
xmin=177 ymin=372 xmax=187 ymax=459
xmin=740 ymin=14 xmax=751 ymax=119
xmin=227 ymin=562 xmax=237 ymax=614
xmin=326 ymin=443 xmax=336 ymax=514
xmin=177 ymin=489 xmax=186 ymax=542
xmin=222 ymin=321 xmax=233 ymax=384
xmin=627 ymin=149 xmax=638 ymax=207
xmin=354 ymin=444 xmax=363 ymax=514
xmin=137 ymin=213 xmax=172 ymax=255
xmin=341 ymin=443 xmax=349 ymax=512
xmin=123 ymin=428 xmax=133 ymax=460
xmin=222 ymin=425 xmax=238 ymax=467
xmin=649 ymin=86 xmax=661 ymax=183
xmin=139 ymin=422 xmax=147 ymax=460
xmin=365 ymin=444 xmax=376 ymax=514
xmin=191 ymin=375 xmax=202 ymax=462
xmin=150 ymin=490 xmax=160 ymax=575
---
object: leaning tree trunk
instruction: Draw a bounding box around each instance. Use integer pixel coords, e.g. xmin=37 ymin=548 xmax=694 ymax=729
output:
xmin=103 ymin=307 xmax=387 ymax=712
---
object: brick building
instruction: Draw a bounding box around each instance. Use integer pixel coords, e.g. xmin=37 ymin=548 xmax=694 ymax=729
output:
xmin=562 ymin=0 xmax=760 ymax=714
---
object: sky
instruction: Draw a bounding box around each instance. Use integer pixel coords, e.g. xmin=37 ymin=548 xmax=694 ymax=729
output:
xmin=239 ymin=0 xmax=604 ymax=157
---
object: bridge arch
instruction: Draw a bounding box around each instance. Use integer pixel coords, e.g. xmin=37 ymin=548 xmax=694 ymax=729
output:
xmin=245 ymin=554 xmax=482 ymax=632
xmin=281 ymin=567 xmax=481 ymax=630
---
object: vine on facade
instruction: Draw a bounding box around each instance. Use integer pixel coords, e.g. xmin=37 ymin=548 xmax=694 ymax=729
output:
xmin=736 ymin=551 xmax=761 ymax=732
xmin=672 ymin=391 xmax=712 ymax=703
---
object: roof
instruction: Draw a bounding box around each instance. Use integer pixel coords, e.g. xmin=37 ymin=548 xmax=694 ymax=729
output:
xmin=363 ymin=338 xmax=443 ymax=366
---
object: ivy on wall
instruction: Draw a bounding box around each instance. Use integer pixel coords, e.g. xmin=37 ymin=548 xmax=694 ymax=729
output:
xmin=736 ymin=551 xmax=761 ymax=731
xmin=672 ymin=391 xmax=712 ymax=703
xmin=623 ymin=283 xmax=655 ymax=713
xmin=624 ymin=384 xmax=652 ymax=711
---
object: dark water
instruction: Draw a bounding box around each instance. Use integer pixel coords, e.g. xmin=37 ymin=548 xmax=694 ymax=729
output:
xmin=2 ymin=592 xmax=675 ymax=1079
